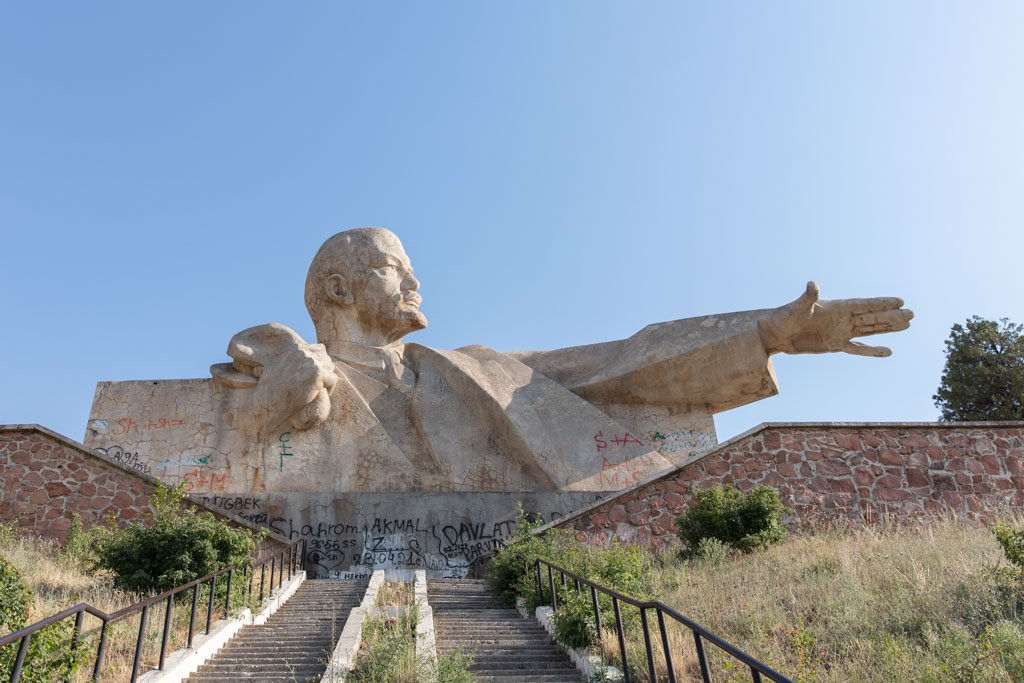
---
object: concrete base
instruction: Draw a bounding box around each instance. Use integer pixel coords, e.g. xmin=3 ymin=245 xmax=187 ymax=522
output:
xmin=194 ymin=490 xmax=608 ymax=578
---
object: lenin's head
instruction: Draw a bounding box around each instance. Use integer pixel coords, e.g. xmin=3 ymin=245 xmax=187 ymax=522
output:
xmin=305 ymin=228 xmax=427 ymax=347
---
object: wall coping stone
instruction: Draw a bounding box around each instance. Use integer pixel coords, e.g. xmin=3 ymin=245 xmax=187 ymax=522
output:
xmin=0 ymin=423 xmax=290 ymax=546
xmin=535 ymin=420 xmax=1024 ymax=535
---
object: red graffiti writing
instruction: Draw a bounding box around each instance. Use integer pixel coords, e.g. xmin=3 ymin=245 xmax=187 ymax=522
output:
xmin=182 ymin=470 xmax=227 ymax=493
xmin=593 ymin=431 xmax=643 ymax=452
xmin=144 ymin=417 xmax=185 ymax=430
xmin=110 ymin=416 xmax=184 ymax=435
xmin=597 ymin=456 xmax=646 ymax=489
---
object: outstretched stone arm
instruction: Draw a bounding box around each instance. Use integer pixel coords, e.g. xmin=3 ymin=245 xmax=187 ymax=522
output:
xmin=512 ymin=282 xmax=913 ymax=413
xmin=511 ymin=309 xmax=778 ymax=412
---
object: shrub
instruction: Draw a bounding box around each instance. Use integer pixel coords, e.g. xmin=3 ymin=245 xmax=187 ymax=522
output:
xmin=0 ymin=556 xmax=31 ymax=631
xmin=0 ymin=557 xmax=86 ymax=682
xmin=994 ymin=522 xmax=1024 ymax=570
xmin=486 ymin=506 xmax=655 ymax=652
xmin=348 ymin=607 xmax=419 ymax=682
xmin=486 ymin=504 xmax=546 ymax=606
xmin=552 ymin=591 xmax=596 ymax=649
xmin=676 ymin=485 xmax=789 ymax=553
xmin=690 ymin=537 xmax=734 ymax=566
xmin=91 ymin=483 xmax=261 ymax=593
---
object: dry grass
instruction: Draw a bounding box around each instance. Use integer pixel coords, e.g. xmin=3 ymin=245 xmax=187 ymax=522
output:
xmin=376 ymin=581 xmax=414 ymax=607
xmin=0 ymin=524 xmax=256 ymax=681
xmin=349 ymin=597 xmax=419 ymax=683
xmin=587 ymin=517 xmax=1024 ymax=682
xmin=0 ymin=528 xmax=129 ymax=618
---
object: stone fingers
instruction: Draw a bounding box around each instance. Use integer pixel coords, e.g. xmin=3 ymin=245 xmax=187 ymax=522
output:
xmin=842 ymin=341 xmax=893 ymax=357
xmin=837 ymin=297 xmax=907 ymax=315
xmin=852 ymin=309 xmax=915 ymax=336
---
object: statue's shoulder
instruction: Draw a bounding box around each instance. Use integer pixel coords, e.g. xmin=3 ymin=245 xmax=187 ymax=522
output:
xmin=406 ymin=342 xmax=520 ymax=368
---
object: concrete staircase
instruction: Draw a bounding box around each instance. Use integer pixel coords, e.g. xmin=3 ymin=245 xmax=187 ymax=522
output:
xmin=429 ymin=579 xmax=583 ymax=682
xmin=184 ymin=578 xmax=368 ymax=682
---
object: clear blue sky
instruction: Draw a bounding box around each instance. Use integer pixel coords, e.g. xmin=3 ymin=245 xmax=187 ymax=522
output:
xmin=2 ymin=3 xmax=1021 ymax=442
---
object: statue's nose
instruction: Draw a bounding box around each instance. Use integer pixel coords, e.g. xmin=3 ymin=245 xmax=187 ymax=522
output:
xmin=403 ymin=271 xmax=420 ymax=291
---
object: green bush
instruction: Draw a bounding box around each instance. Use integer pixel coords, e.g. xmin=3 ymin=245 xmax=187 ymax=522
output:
xmin=91 ymin=483 xmax=261 ymax=593
xmin=994 ymin=522 xmax=1024 ymax=570
xmin=0 ymin=557 xmax=86 ymax=682
xmin=676 ymin=484 xmax=789 ymax=553
xmin=435 ymin=649 xmax=475 ymax=683
xmin=348 ymin=607 xmax=419 ymax=682
xmin=485 ymin=504 xmax=546 ymax=606
xmin=0 ymin=556 xmax=31 ymax=632
xmin=552 ymin=591 xmax=596 ymax=649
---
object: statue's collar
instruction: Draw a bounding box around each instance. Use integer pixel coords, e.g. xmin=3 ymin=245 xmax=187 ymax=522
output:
xmin=323 ymin=340 xmax=406 ymax=374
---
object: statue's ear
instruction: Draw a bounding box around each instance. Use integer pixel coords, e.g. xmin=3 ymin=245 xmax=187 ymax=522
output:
xmin=325 ymin=273 xmax=355 ymax=306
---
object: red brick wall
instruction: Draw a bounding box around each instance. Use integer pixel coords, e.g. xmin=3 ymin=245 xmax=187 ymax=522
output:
xmin=552 ymin=423 xmax=1024 ymax=549
xmin=0 ymin=426 xmax=287 ymax=556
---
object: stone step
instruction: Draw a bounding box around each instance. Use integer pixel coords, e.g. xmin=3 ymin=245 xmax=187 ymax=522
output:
xmin=183 ymin=579 xmax=367 ymax=682
xmin=191 ymin=663 xmax=326 ymax=672
xmin=429 ymin=580 xmax=582 ymax=682
xmin=471 ymin=676 xmax=583 ymax=682
xmin=185 ymin=676 xmax=321 ymax=682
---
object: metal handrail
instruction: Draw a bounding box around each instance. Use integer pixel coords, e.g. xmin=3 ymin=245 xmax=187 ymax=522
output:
xmin=532 ymin=557 xmax=793 ymax=683
xmin=0 ymin=538 xmax=305 ymax=683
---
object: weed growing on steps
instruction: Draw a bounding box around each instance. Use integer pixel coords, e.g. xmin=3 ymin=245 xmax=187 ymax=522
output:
xmin=349 ymin=584 xmax=475 ymax=683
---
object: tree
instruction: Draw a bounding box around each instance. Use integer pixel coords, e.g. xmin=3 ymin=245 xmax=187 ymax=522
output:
xmin=934 ymin=317 xmax=1024 ymax=421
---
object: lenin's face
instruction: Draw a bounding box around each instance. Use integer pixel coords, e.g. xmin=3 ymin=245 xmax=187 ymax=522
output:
xmin=350 ymin=233 xmax=427 ymax=342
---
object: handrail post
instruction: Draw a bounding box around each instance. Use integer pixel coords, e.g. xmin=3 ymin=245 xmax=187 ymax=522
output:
xmin=187 ymin=585 xmax=199 ymax=648
xmin=11 ymin=633 xmax=31 ymax=683
xmin=657 ymin=608 xmax=677 ymax=683
xmin=68 ymin=609 xmax=85 ymax=682
xmin=206 ymin=576 xmax=216 ymax=634
xmin=535 ymin=560 xmax=542 ymax=603
xmin=591 ymin=585 xmax=603 ymax=656
xmin=130 ymin=604 xmax=150 ymax=683
xmin=640 ymin=607 xmax=656 ymax=682
xmin=613 ymin=596 xmax=630 ymax=683
xmin=92 ymin=621 xmax=109 ymax=682
xmin=269 ymin=557 xmax=276 ymax=595
xmin=693 ymin=631 xmax=711 ymax=683
xmin=159 ymin=594 xmax=173 ymax=670
xmin=301 ymin=539 xmax=308 ymax=574
xmin=278 ymin=552 xmax=284 ymax=589
xmin=226 ymin=569 xmax=234 ymax=613
xmin=259 ymin=562 xmax=266 ymax=601
xmin=548 ymin=565 xmax=557 ymax=609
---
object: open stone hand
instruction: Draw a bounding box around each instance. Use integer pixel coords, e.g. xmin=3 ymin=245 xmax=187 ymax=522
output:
xmin=759 ymin=281 xmax=914 ymax=357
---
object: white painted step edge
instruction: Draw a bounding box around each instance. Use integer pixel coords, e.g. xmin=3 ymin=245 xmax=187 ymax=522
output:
xmin=517 ymin=597 xmax=624 ymax=683
xmin=140 ymin=570 xmax=306 ymax=683
xmin=319 ymin=569 xmax=386 ymax=683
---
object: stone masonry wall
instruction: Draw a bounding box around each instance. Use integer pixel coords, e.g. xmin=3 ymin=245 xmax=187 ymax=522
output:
xmin=550 ymin=423 xmax=1024 ymax=549
xmin=0 ymin=425 xmax=288 ymax=556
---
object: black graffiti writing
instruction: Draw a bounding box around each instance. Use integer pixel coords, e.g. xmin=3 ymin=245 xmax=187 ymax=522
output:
xmin=199 ymin=495 xmax=262 ymax=512
xmin=95 ymin=445 xmax=152 ymax=476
